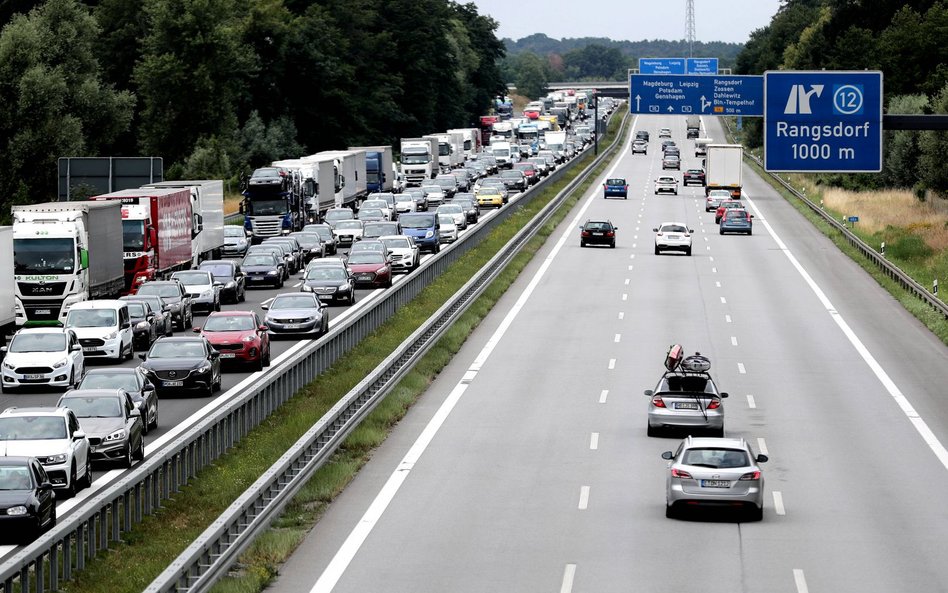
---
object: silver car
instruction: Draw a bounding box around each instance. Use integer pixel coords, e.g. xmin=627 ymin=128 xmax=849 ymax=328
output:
xmin=644 ymin=353 xmax=727 ymax=436
xmin=661 ymin=436 xmax=768 ymax=520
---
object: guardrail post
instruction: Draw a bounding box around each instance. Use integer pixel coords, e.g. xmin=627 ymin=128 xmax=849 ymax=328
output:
xmin=881 ymin=241 xmax=886 ymax=257
xmin=934 ymin=279 xmax=939 ymax=295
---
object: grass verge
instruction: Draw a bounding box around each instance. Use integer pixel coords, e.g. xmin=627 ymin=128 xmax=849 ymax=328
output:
xmin=60 ymin=114 xmax=627 ymax=593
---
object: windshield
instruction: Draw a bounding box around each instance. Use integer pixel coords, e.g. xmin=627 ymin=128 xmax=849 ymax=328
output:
xmin=79 ymin=373 xmax=138 ymax=391
xmin=126 ymin=303 xmax=147 ymax=318
xmin=313 ymin=228 xmax=333 ymax=240
xmin=0 ymin=417 xmax=67 ymax=440
xmin=438 ymin=144 xmax=451 ymax=156
xmin=9 ymin=333 xmax=66 ymax=353
xmin=173 ymin=272 xmax=211 ymax=285
xmin=203 ymin=315 xmax=256 ymax=332
xmin=306 ymin=268 xmax=347 ymax=281
xmin=382 ymin=238 xmax=409 ymax=249
xmin=351 ymin=242 xmax=384 ymax=252
xmin=435 ymin=178 xmax=455 ymax=188
xmin=224 ymin=226 xmax=246 ymax=238
xmin=395 ymin=195 xmax=414 ymax=204
xmin=366 ymin=171 xmax=380 ymax=184
xmin=66 ymin=308 xmax=117 ymax=328
xmin=148 ymin=341 xmax=206 ymax=358
xmin=359 ymin=209 xmax=383 ymax=218
xmin=399 ymin=214 xmax=435 ymax=229
xmin=660 ymin=225 xmax=688 ymax=233
xmin=362 ymin=201 xmax=388 ymax=210
xmin=0 ymin=467 xmax=33 ymax=490
xmin=137 ymin=284 xmax=181 ymax=298
xmin=13 ymin=237 xmax=76 ymax=274
xmin=438 ymin=205 xmax=462 ymax=214
xmin=242 ymin=255 xmax=276 ymax=267
xmin=122 ymin=220 xmax=145 ymax=251
xmin=199 ymin=264 xmax=234 ymax=280
xmin=325 ymin=210 xmax=352 ymax=222
xmin=271 ymin=295 xmax=318 ymax=310
xmin=247 ymin=200 xmax=286 ymax=216
xmin=493 ymin=148 xmax=510 ymax=158
xmin=439 ymin=215 xmax=455 ymax=225
xmin=60 ymin=396 xmax=122 ymax=418
xmin=348 ymin=252 xmax=384 ymax=265
xmin=402 ymin=154 xmax=430 ymax=165
xmin=290 ymin=234 xmax=319 ymax=247
xmin=335 ymin=221 xmax=362 ymax=230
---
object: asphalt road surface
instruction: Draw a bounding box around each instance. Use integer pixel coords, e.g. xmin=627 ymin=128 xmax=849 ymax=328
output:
xmin=268 ymin=114 xmax=948 ymax=593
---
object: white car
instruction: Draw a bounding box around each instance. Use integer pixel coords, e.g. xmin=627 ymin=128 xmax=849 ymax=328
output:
xmin=659 ymin=128 xmax=672 ymax=138
xmin=394 ymin=194 xmax=416 ymax=214
xmin=331 ymin=219 xmax=365 ymax=246
xmin=359 ymin=199 xmax=393 ymax=221
xmin=0 ymin=406 xmax=92 ymax=495
xmin=421 ymin=185 xmax=445 ymax=208
xmin=436 ymin=203 xmax=467 ymax=230
xmin=1 ymin=327 xmax=85 ymax=392
xmin=438 ymin=214 xmax=459 ymax=243
xmin=379 ymin=235 xmax=420 ymax=272
xmin=654 ymin=222 xmax=693 ymax=256
xmin=171 ymin=270 xmax=222 ymax=314
xmin=65 ymin=299 xmax=134 ymax=362
xmin=654 ymin=176 xmax=679 ymax=195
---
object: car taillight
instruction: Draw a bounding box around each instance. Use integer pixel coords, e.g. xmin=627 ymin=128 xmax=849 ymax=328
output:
xmin=581 ymin=231 xmax=590 ymax=237
xmin=706 ymin=399 xmax=721 ymax=410
xmin=651 ymin=395 xmax=666 ymax=408
xmin=739 ymin=471 xmax=760 ymax=481
xmin=624 ymin=185 xmax=629 ymax=191
xmin=671 ymin=468 xmax=692 ymax=479
xmin=606 ymin=231 xmax=614 ymax=237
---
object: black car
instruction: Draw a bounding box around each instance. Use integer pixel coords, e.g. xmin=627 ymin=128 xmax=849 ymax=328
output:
xmin=636 ymin=130 xmax=650 ymax=142
xmin=289 ymin=232 xmax=326 ymax=262
xmin=301 ymin=224 xmax=338 ymax=255
xmin=198 ymin=260 xmax=246 ymax=304
xmin=138 ymin=337 xmax=222 ymax=397
xmin=263 ymin=237 xmax=304 ymax=273
xmin=125 ymin=299 xmax=160 ymax=350
xmin=77 ymin=368 xmax=159 ymax=434
xmin=301 ymin=266 xmax=356 ymax=305
xmin=451 ymin=196 xmax=480 ymax=224
xmin=499 ymin=170 xmax=528 ymax=192
xmin=241 ymin=253 xmax=285 ymax=288
xmin=580 ymin=220 xmax=618 ymax=248
xmin=683 ymin=168 xmax=706 ymax=187
xmin=0 ymin=456 xmax=56 ymax=544
xmin=57 ymin=389 xmax=145 ymax=468
xmin=121 ymin=294 xmax=174 ymax=337
xmin=136 ymin=280 xmax=194 ymax=331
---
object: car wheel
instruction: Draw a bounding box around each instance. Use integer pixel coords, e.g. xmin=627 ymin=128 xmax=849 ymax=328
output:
xmin=263 ymin=345 xmax=271 ymax=367
xmin=665 ymin=502 xmax=677 ymax=519
xmin=748 ymin=230 xmax=753 ymax=236
xmin=654 ymin=246 xmax=660 ymax=255
xmin=134 ymin=436 xmax=145 ymax=462
xmin=205 ymin=380 xmax=215 ymax=397
xmin=186 ymin=310 xmax=193 ymax=329
xmin=213 ymin=369 xmax=222 ymax=392
xmin=239 ymin=287 xmax=246 ymax=303
xmin=748 ymin=505 xmax=764 ymax=522
xmin=686 ymin=248 xmax=692 ymax=256
xmin=719 ymin=229 xmax=725 ymax=235
xmin=278 ymin=277 xmax=285 ymax=288
xmin=66 ymin=463 xmax=78 ymax=498
xmin=125 ymin=341 xmax=134 ymax=361
xmin=610 ymin=241 xmax=616 ymax=249
xmin=253 ymin=351 xmax=264 ymax=371
xmin=122 ymin=444 xmax=134 ymax=468
xmin=580 ymin=241 xmax=586 ymax=247
xmin=149 ymin=401 xmax=159 ymax=430
xmin=215 ymin=298 xmax=221 ymax=312
xmin=647 ymin=424 xmax=660 ymax=437
xmin=81 ymin=460 xmax=92 ymax=489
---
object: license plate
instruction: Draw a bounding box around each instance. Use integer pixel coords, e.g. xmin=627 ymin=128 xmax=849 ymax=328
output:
xmin=35 ymin=309 xmax=51 ymax=315
xmin=701 ymin=480 xmax=730 ymax=488
xmin=25 ymin=374 xmax=44 ymax=380
xmin=358 ymin=274 xmax=372 ymax=280
xmin=592 ymin=232 xmax=603 ymax=236
xmin=220 ymin=353 xmax=236 ymax=359
xmin=674 ymin=402 xmax=700 ymax=410
xmin=284 ymin=324 xmax=300 ymax=329
xmin=163 ymin=380 xmax=183 ymax=387
xmin=667 ymin=234 xmax=680 ymax=239
xmin=83 ymin=347 xmax=98 ymax=353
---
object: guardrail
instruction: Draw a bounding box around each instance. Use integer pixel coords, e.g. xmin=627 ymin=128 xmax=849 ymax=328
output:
xmin=145 ymin=108 xmax=631 ymax=593
xmin=0 ymin=115 xmax=621 ymax=593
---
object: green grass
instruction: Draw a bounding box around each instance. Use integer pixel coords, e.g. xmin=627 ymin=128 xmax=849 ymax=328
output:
xmin=721 ymin=117 xmax=948 ymax=345
xmin=58 ymin=114 xmax=628 ymax=593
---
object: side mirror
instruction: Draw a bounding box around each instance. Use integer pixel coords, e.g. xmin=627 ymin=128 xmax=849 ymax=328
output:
xmin=644 ymin=389 xmax=653 ymax=396
xmin=213 ymin=281 xmax=223 ymax=288
xmin=130 ymin=408 xmax=141 ymax=418
xmin=689 ymin=229 xmax=695 ymax=233
xmin=122 ymin=322 xmax=131 ymax=329
xmin=71 ymin=344 xmax=81 ymax=352
xmin=40 ymin=481 xmax=54 ymax=490
xmin=258 ymin=325 xmax=268 ymax=331
xmin=1 ymin=346 xmax=8 ymax=354
xmin=261 ymin=304 xmax=269 ymax=310
xmin=661 ymin=451 xmax=674 ymax=460
xmin=74 ymin=430 xmax=86 ymax=441
xmin=652 ymin=228 xmax=659 ymax=232
xmin=756 ymin=454 xmax=769 ymax=463
xmin=210 ymin=351 xmax=220 ymax=358
xmin=139 ymin=353 xmax=147 ymax=361
xmin=144 ymin=383 xmax=155 ymax=392
xmin=192 ymin=327 xmax=201 ymax=333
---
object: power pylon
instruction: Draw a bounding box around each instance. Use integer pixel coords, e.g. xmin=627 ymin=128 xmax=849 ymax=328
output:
xmin=686 ymin=0 xmax=696 ymax=57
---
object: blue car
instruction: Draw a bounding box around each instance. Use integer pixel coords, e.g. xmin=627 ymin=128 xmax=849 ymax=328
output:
xmin=603 ymin=178 xmax=628 ymax=199
xmin=719 ymin=209 xmax=753 ymax=235
xmin=399 ymin=212 xmax=441 ymax=253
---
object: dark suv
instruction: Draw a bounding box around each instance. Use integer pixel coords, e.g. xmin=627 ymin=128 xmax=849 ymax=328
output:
xmin=579 ymin=220 xmax=617 ymax=248
xmin=135 ymin=280 xmax=193 ymax=331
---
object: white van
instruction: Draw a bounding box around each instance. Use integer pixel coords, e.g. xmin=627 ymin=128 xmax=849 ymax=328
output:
xmin=64 ymin=300 xmax=134 ymax=362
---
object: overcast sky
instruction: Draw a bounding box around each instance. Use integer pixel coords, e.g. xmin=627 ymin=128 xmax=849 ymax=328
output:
xmin=469 ymin=0 xmax=783 ymax=45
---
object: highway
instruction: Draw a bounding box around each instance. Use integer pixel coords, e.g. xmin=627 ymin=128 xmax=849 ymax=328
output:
xmin=267 ymin=114 xmax=948 ymax=592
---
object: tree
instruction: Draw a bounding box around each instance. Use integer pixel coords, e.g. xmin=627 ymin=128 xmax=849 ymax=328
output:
xmin=918 ymin=83 xmax=948 ymax=196
xmin=512 ymin=52 xmax=549 ymax=100
xmin=562 ymin=44 xmax=625 ymax=80
xmin=883 ymin=94 xmax=929 ymax=189
xmin=0 ymin=0 xmax=134 ymax=211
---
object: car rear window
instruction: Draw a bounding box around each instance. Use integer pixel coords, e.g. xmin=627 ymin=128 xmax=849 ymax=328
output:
xmin=606 ymin=179 xmax=626 ymax=185
xmin=683 ymin=448 xmax=749 ymax=468
xmin=661 ymin=376 xmax=713 ymax=393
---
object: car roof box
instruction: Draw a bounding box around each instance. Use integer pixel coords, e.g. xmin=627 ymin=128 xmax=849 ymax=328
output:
xmin=681 ymin=354 xmax=711 ymax=372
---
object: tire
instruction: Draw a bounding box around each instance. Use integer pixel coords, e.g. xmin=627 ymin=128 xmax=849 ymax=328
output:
xmin=67 ymin=369 xmax=76 ymax=391
xmin=81 ymin=460 xmax=92 ymax=489
xmin=165 ymin=320 xmax=173 ymax=337
xmin=215 ymin=298 xmax=221 ymax=312
xmin=122 ymin=444 xmax=133 ymax=469
xmin=719 ymin=229 xmax=724 ymax=235
xmin=205 ymin=379 xmax=215 ymax=398
xmin=686 ymin=248 xmax=692 ymax=256
xmin=654 ymin=246 xmax=660 ymax=255
xmin=213 ymin=369 xmax=221 ymax=392
xmin=263 ymin=345 xmax=271 ymax=367
xmin=349 ymin=292 xmax=356 ymax=306
xmin=253 ymin=351 xmax=263 ymax=371
xmin=124 ymin=341 xmax=133 ymax=361
xmin=748 ymin=505 xmax=763 ymax=522
xmin=149 ymin=401 xmax=159 ymax=431
xmin=610 ymin=241 xmax=616 ymax=248
xmin=666 ymin=502 xmax=677 ymax=519
xmin=133 ymin=436 xmax=145 ymax=462
xmin=580 ymin=241 xmax=586 ymax=248
xmin=66 ymin=463 xmax=78 ymax=498
xmin=239 ymin=286 xmax=246 ymax=303
xmin=748 ymin=230 xmax=753 ymax=236
xmin=647 ymin=424 xmax=660 ymax=437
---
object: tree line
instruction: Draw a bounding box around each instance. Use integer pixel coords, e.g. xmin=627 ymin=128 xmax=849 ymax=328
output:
xmin=735 ymin=0 xmax=948 ymax=195
xmin=0 ymin=0 xmax=506 ymax=217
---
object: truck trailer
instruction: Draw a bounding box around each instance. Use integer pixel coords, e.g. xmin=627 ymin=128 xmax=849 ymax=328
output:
xmin=141 ymin=180 xmax=224 ymax=266
xmin=447 ymin=128 xmax=481 ymax=157
xmin=350 ymin=146 xmax=393 ymax=194
xmin=314 ymin=150 xmax=367 ymax=208
xmin=90 ymin=187 xmax=194 ymax=293
xmin=13 ymin=201 xmax=124 ymax=326
xmin=705 ymin=144 xmax=744 ymax=199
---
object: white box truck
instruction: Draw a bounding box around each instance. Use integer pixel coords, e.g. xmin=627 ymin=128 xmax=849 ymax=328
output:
xmin=705 ymin=144 xmax=743 ymax=199
xmin=400 ymin=137 xmax=439 ymax=186
xmin=314 ymin=150 xmax=367 ymax=208
xmin=13 ymin=201 xmax=124 ymax=326
xmin=447 ymin=128 xmax=480 ymax=157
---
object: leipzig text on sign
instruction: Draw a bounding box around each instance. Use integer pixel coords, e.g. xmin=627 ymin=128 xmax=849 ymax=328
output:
xmin=629 ymin=75 xmax=763 ymax=116
xmin=639 ymin=58 xmax=685 ymax=75
xmin=764 ymin=71 xmax=883 ymax=172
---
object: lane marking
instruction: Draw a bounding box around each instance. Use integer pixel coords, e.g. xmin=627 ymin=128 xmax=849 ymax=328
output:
xmin=773 ymin=491 xmax=786 ymax=515
xmin=624 ymin=279 xmax=630 ymax=285
xmin=561 ymin=564 xmax=577 ymax=593
xmin=578 ymin=486 xmax=590 ymax=510
xmin=608 ymin=358 xmax=616 ymax=370
xmin=590 ymin=432 xmax=599 ymax=450
xmin=307 ymin=132 xmax=637 ymax=593
xmin=715 ymin=281 xmax=721 ymax=288
xmin=720 ymin=297 xmax=727 ymax=304
xmin=725 ymin=314 xmax=732 ymax=323
xmin=618 ymin=312 xmax=624 ymax=320
xmin=738 ymin=363 xmax=746 ymax=374
xmin=628 ymin=265 xmax=634 ymax=271
xmin=747 ymin=395 xmax=756 ymax=409
xmin=731 ymin=336 xmax=738 ymax=346
xmin=794 ymin=569 xmax=809 ymax=593
xmin=621 ymin=293 xmax=628 ymax=301
xmin=744 ymin=190 xmax=948 ymax=472
xmin=757 ymin=437 xmax=768 ymax=455
xmin=712 ymin=267 xmax=717 ymax=273
xmin=614 ymin=334 xmax=621 ymax=343
xmin=709 ymin=256 xmax=714 ymax=262
xmin=599 ymin=390 xmax=609 ymax=404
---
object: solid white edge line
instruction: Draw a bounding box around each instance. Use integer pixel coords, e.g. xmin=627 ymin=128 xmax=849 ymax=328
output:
xmin=578 ymin=486 xmax=590 ymax=510
xmin=309 ymin=129 xmax=636 ymax=592
xmin=773 ymin=491 xmax=786 ymax=515
xmin=744 ymin=190 xmax=948 ymax=472
xmin=560 ymin=564 xmax=577 ymax=593
xmin=793 ymin=569 xmax=809 ymax=593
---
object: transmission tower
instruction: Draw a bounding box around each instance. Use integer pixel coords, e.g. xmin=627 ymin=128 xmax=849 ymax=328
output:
xmin=685 ymin=0 xmax=696 ymax=57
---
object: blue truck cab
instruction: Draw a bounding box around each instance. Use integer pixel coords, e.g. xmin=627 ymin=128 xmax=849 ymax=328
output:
xmin=603 ymin=178 xmax=628 ymax=199
xmin=398 ymin=212 xmax=441 ymax=254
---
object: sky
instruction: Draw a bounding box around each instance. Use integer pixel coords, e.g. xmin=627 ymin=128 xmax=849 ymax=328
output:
xmin=469 ymin=0 xmax=783 ymax=45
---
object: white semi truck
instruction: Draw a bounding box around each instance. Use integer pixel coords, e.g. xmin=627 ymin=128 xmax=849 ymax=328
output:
xmin=400 ymin=137 xmax=439 ymax=186
xmin=12 ymin=201 xmax=124 ymax=327
xmin=314 ymin=150 xmax=367 ymax=208
xmin=447 ymin=128 xmax=480 ymax=157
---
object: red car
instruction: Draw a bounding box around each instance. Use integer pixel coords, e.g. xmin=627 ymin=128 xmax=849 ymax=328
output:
xmin=513 ymin=162 xmax=539 ymax=185
xmin=347 ymin=251 xmax=393 ymax=288
xmin=195 ymin=311 xmax=271 ymax=371
xmin=715 ymin=200 xmax=745 ymax=224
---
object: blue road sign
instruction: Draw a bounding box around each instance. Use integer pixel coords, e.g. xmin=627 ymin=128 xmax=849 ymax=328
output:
xmin=686 ymin=58 xmax=718 ymax=74
xmin=848 ymin=216 xmax=860 ymax=223
xmin=629 ymin=75 xmax=763 ymax=116
xmin=639 ymin=58 xmax=685 ymax=75
xmin=764 ymin=71 xmax=883 ymax=172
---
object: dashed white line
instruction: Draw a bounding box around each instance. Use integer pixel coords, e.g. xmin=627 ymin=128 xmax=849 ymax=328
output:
xmin=773 ymin=491 xmax=786 ymax=515
xmin=725 ymin=314 xmax=732 ymax=323
xmin=629 ymin=254 xmax=635 ymax=259
xmin=561 ymin=564 xmax=577 ymax=593
xmin=632 ymin=243 xmax=637 ymax=248
xmin=731 ymin=336 xmax=738 ymax=346
xmin=793 ymin=569 xmax=809 ymax=593
xmin=578 ymin=486 xmax=590 ymax=510
xmin=709 ymin=256 xmax=714 ymax=262
xmin=621 ymin=293 xmax=628 ymax=301
xmin=608 ymin=358 xmax=616 ymax=370
xmin=590 ymin=433 xmax=599 ymax=450
xmin=628 ymin=265 xmax=634 ymax=271
xmin=712 ymin=267 xmax=717 ymax=273
xmin=738 ymin=362 xmax=746 ymax=374
xmin=715 ymin=281 xmax=721 ymax=288
xmin=720 ymin=297 xmax=727 ymax=304
xmin=618 ymin=312 xmax=624 ymax=320
xmin=614 ymin=334 xmax=621 ymax=343
xmin=746 ymin=395 xmax=756 ymax=408
xmin=624 ymin=279 xmax=630 ymax=285
xmin=599 ymin=389 xmax=609 ymax=403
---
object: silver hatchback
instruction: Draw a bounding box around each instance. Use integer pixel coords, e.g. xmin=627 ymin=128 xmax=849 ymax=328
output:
xmin=662 ymin=436 xmax=768 ymax=520
xmin=645 ymin=352 xmax=727 ymax=436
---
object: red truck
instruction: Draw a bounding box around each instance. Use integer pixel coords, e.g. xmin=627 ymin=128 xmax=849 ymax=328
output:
xmin=479 ymin=115 xmax=500 ymax=147
xmin=90 ymin=188 xmax=194 ymax=293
